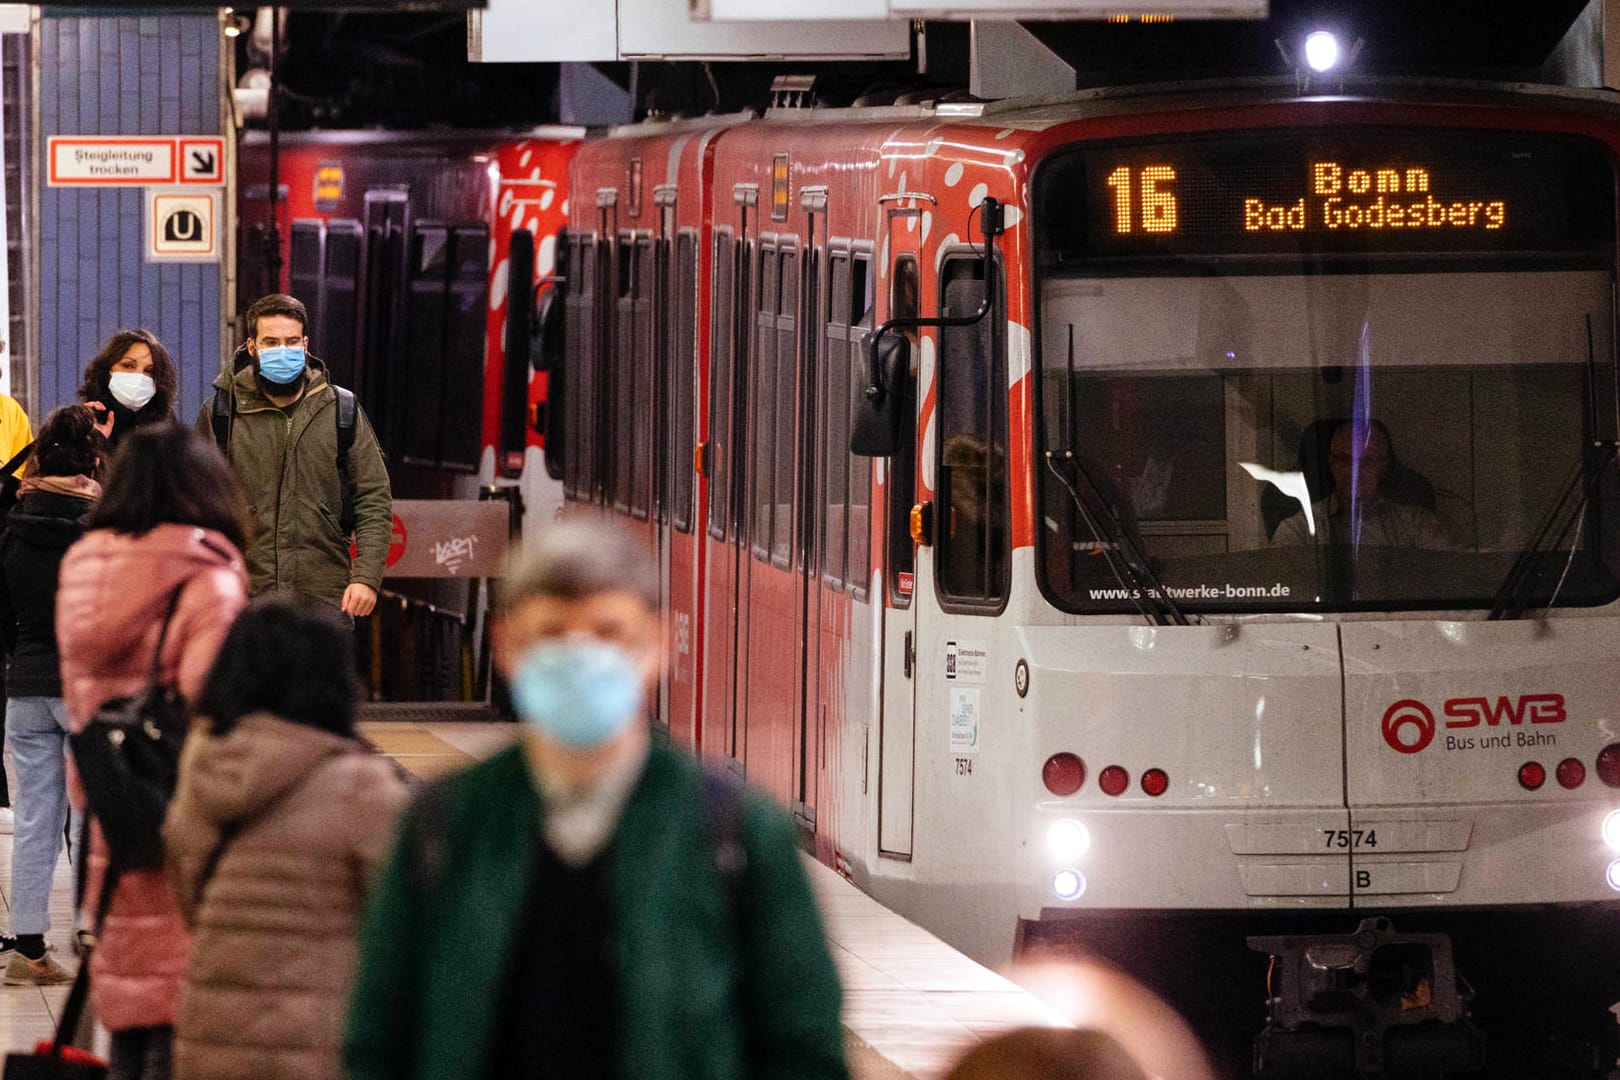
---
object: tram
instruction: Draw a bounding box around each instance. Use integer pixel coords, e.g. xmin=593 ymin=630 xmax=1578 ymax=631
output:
xmin=238 ymin=128 xmax=582 ymax=520
xmin=555 ymin=79 xmax=1620 ymax=1076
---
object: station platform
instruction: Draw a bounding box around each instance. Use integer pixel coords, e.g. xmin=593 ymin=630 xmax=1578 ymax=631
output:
xmin=0 ymin=722 xmax=1062 ymax=1078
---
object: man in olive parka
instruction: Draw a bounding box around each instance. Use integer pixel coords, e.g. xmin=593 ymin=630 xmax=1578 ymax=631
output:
xmin=195 ymin=293 xmax=391 ymax=615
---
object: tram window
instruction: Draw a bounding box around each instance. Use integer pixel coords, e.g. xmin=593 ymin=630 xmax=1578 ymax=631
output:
xmin=887 ymin=255 xmax=918 ymax=606
xmin=773 ymin=249 xmax=799 ymax=568
xmin=613 ymin=239 xmax=634 ymax=513
xmin=821 ymin=253 xmax=851 ymax=588
xmin=936 ymin=254 xmax=1008 ymax=609
xmin=673 ymin=231 xmax=697 ymax=533
xmin=631 ymin=238 xmax=654 ymax=519
xmin=440 ymin=225 xmax=489 ymax=472
xmin=846 ymin=262 xmax=874 ymax=601
xmin=752 ymin=246 xmax=780 ymax=561
xmin=799 ymin=245 xmax=819 ymax=571
xmin=654 ymin=234 xmax=672 ymax=526
xmin=565 ymin=238 xmax=585 ymax=497
xmin=592 ymin=237 xmax=614 ymax=504
xmin=708 ymin=231 xmax=735 ymax=540
xmin=402 ymin=225 xmax=450 ymax=468
xmin=733 ymin=237 xmax=753 ymax=539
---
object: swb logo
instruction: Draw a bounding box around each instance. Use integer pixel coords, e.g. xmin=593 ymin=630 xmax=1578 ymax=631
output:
xmin=1381 ymin=694 xmax=1566 ymax=754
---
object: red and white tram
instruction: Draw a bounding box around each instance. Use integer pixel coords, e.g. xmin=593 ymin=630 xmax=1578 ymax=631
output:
xmin=556 ymin=79 xmax=1620 ymax=1076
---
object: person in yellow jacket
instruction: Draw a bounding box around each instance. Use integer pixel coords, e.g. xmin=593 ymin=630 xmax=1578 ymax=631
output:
xmin=0 ymin=391 xmax=30 ymax=469
xmin=0 ymin=387 xmax=28 ymax=837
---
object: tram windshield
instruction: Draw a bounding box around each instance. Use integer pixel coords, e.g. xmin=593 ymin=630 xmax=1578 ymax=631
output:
xmin=1033 ymin=130 xmax=1620 ymax=614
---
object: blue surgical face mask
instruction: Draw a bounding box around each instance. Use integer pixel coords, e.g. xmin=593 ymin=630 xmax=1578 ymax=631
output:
xmin=509 ymin=638 xmax=645 ymax=749
xmin=256 ymin=344 xmax=306 ymax=385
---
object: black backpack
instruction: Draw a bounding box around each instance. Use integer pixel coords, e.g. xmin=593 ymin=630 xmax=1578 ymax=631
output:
xmin=211 ymin=384 xmax=358 ymax=530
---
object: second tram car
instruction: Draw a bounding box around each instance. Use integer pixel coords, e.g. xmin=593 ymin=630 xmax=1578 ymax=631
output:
xmin=239 ymin=129 xmax=582 ymax=523
xmin=556 ymin=80 xmax=1620 ymax=1076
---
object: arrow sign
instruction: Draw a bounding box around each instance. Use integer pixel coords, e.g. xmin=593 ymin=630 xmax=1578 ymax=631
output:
xmin=178 ymin=137 xmax=225 ymax=184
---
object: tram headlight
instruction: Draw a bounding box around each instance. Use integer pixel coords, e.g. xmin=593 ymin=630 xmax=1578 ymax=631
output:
xmin=1053 ymin=868 xmax=1086 ymax=901
xmin=1046 ymin=819 xmax=1091 ymax=862
xmin=1303 ymin=31 xmax=1341 ymax=73
xmin=1607 ymin=859 xmax=1620 ymax=893
xmin=1603 ymin=809 xmax=1620 ymax=852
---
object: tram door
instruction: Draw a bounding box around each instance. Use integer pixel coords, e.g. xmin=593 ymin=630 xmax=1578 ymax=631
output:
xmin=359 ymin=190 xmax=408 ymax=452
xmin=878 ymin=248 xmax=920 ymax=859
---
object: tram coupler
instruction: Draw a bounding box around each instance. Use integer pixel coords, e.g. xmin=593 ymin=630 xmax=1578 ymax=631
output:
xmin=1249 ymin=917 xmax=1485 ymax=1078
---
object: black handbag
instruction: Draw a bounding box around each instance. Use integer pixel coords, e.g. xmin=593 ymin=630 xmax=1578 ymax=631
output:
xmin=69 ymin=587 xmax=190 ymax=871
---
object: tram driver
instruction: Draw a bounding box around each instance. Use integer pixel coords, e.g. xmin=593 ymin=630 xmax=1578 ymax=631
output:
xmin=1272 ymin=418 xmax=1449 ymax=549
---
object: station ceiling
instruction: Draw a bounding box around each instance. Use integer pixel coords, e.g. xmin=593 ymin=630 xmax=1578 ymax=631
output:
xmin=260 ymin=1 xmax=1596 ymax=129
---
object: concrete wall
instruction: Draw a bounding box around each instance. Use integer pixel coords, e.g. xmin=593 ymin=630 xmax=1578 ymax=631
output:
xmin=35 ymin=11 xmax=226 ymax=422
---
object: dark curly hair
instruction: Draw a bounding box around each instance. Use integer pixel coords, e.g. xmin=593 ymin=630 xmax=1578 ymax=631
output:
xmin=87 ymin=424 xmax=251 ymax=554
xmin=77 ymin=329 xmax=177 ymax=412
xmin=195 ymin=593 xmax=360 ymax=737
xmin=30 ymin=404 xmax=103 ymax=479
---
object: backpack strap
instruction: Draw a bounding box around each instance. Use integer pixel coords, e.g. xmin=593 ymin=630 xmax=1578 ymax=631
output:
xmin=2 ymin=440 xmax=33 ymax=477
xmin=334 ymin=385 xmax=357 ymax=530
xmin=406 ymin=778 xmax=453 ymax=895
xmin=701 ymin=769 xmax=748 ymax=913
xmin=210 ymin=387 xmax=233 ymax=456
xmin=145 ymin=584 xmax=189 ymax=687
xmin=334 ymin=385 xmax=357 ymax=464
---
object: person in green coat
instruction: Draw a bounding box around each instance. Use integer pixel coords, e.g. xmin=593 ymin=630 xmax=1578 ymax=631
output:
xmin=194 ymin=293 xmax=391 ymax=616
xmin=343 ymin=519 xmax=849 ymax=1080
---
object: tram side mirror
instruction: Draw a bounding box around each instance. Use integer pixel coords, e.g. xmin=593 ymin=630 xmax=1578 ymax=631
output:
xmin=851 ymin=332 xmax=909 ymax=457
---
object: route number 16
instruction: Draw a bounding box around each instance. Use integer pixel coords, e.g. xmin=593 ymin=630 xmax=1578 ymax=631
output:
xmin=1106 ymin=164 xmax=1179 ymax=234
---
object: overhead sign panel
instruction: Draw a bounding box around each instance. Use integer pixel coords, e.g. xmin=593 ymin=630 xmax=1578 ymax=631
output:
xmin=619 ymin=0 xmax=907 ymax=57
xmin=469 ymin=0 xmax=906 ymax=62
xmin=884 ymin=0 xmax=1264 ymax=15
xmin=698 ymin=0 xmax=887 ymax=17
xmin=43 ymin=0 xmax=484 ymax=8
xmin=49 ymin=136 xmax=225 ymax=187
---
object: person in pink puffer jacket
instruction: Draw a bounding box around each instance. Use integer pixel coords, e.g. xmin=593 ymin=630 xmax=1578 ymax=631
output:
xmin=56 ymin=425 xmax=250 ymax=1080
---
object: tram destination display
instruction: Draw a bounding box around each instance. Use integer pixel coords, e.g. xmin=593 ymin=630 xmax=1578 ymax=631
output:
xmin=1038 ymin=131 xmax=1615 ymax=260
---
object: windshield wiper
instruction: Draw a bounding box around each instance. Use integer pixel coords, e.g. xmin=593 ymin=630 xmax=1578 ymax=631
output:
xmin=1490 ymin=316 xmax=1619 ymax=619
xmin=1488 ymin=445 xmax=1615 ymax=619
xmin=1045 ymin=450 xmax=1190 ymax=627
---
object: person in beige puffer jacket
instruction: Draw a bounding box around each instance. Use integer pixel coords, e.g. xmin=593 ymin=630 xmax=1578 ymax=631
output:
xmin=163 ymin=593 xmax=407 ymax=1080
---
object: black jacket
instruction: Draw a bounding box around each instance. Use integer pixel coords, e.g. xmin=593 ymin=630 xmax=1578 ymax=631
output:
xmin=0 ymin=489 xmax=92 ymax=697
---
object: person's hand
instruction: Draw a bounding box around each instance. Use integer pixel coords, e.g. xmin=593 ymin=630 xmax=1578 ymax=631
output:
xmin=87 ymin=401 xmax=114 ymax=440
xmin=342 ymin=583 xmax=378 ymax=617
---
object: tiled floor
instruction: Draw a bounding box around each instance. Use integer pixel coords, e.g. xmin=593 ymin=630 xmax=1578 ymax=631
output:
xmin=0 ymin=830 xmax=85 ymax=1058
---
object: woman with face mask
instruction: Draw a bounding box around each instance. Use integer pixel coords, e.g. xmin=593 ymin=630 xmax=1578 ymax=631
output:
xmin=78 ymin=330 xmax=179 ymax=449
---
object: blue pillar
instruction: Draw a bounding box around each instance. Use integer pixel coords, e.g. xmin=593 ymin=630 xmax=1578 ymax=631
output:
xmin=37 ymin=10 xmax=226 ymax=422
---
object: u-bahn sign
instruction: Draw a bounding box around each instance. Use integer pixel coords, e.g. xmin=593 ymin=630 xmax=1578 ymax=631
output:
xmin=146 ymin=189 xmax=220 ymax=263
